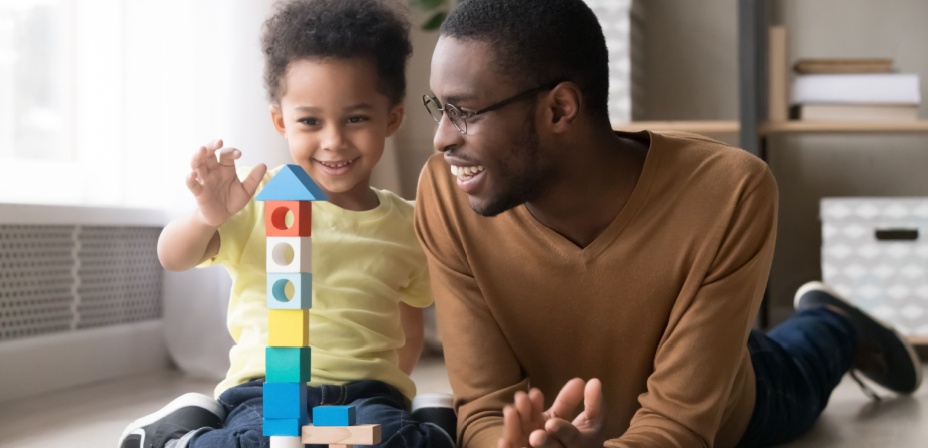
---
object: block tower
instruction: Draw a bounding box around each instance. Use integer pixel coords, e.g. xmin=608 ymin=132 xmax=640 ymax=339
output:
xmin=255 ymin=164 xmax=382 ymax=448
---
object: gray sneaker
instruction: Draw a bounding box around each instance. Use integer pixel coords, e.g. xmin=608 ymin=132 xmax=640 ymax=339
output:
xmin=117 ymin=392 xmax=225 ymax=448
xmin=794 ymin=281 xmax=923 ymax=395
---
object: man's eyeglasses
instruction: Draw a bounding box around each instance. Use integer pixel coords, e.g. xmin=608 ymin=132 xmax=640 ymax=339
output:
xmin=422 ymin=80 xmax=565 ymax=134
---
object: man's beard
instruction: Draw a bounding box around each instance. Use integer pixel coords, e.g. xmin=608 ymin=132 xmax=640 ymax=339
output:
xmin=472 ymin=116 xmax=548 ymax=217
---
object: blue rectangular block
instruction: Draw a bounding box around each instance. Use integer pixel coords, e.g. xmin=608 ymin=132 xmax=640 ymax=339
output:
xmin=266 ymin=347 xmax=312 ymax=383
xmin=262 ymin=417 xmax=306 ymax=437
xmin=312 ymin=405 xmax=356 ymax=427
xmin=263 ymin=382 xmax=308 ymax=420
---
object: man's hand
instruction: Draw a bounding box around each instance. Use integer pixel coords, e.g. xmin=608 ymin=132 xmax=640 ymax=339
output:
xmin=498 ymin=378 xmax=606 ymax=448
xmin=186 ymin=139 xmax=267 ymax=227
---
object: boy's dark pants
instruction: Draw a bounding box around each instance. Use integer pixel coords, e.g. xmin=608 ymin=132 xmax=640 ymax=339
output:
xmin=187 ymin=379 xmax=454 ymax=448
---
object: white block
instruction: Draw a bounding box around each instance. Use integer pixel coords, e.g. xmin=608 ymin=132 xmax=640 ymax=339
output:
xmin=267 ymin=236 xmax=312 ymax=273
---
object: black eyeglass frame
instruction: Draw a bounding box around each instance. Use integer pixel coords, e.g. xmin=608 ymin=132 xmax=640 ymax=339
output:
xmin=422 ymin=79 xmax=566 ymax=134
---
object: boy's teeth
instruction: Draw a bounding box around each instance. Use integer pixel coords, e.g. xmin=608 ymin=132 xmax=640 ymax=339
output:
xmin=451 ymin=165 xmax=486 ymax=178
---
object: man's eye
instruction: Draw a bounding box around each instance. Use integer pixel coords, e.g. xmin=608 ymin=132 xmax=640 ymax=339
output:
xmin=300 ymin=118 xmax=320 ymax=126
xmin=347 ymin=116 xmax=368 ymax=124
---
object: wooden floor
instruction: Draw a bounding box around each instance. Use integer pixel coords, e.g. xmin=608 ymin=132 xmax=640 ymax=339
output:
xmin=1 ymin=356 xmax=926 ymax=447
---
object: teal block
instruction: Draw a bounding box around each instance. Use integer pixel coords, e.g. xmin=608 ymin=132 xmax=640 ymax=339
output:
xmin=262 ymin=417 xmax=306 ymax=437
xmin=312 ymin=405 xmax=356 ymax=427
xmin=256 ymin=164 xmax=328 ymax=202
xmin=263 ymin=382 xmax=308 ymax=420
xmin=266 ymin=347 xmax=312 ymax=383
xmin=266 ymin=272 xmax=313 ymax=310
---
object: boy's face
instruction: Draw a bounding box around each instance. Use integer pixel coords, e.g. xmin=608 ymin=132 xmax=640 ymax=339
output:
xmin=271 ymin=57 xmax=403 ymax=208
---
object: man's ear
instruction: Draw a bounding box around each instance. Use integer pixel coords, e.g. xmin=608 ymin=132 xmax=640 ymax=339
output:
xmin=547 ymin=82 xmax=581 ymax=132
xmin=269 ymin=104 xmax=286 ymax=136
xmin=385 ymin=101 xmax=405 ymax=137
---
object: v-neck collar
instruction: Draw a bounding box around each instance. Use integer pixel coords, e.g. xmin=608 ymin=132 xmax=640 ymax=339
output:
xmin=515 ymin=130 xmax=663 ymax=262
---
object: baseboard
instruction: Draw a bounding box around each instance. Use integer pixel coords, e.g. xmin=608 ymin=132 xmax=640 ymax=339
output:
xmin=0 ymin=320 xmax=171 ymax=404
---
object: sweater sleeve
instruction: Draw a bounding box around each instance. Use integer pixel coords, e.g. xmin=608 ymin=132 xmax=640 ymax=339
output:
xmin=414 ymin=157 xmax=529 ymax=448
xmin=610 ymin=162 xmax=779 ymax=447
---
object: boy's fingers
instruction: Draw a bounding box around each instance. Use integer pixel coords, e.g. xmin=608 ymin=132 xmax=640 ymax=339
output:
xmin=537 ymin=419 xmax=577 ymax=448
xmin=241 ymin=164 xmax=268 ymax=197
xmin=217 ymin=147 xmax=241 ymax=167
xmin=186 ymin=171 xmax=203 ymax=195
xmin=528 ymin=388 xmax=546 ymax=427
xmin=501 ymin=405 xmax=524 ymax=446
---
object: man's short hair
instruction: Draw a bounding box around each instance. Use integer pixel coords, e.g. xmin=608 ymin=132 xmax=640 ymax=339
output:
xmin=441 ymin=0 xmax=610 ymax=125
xmin=261 ymin=0 xmax=412 ymax=105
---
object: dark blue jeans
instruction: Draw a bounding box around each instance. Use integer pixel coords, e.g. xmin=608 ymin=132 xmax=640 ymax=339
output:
xmin=738 ymin=308 xmax=858 ymax=447
xmin=187 ymin=379 xmax=454 ymax=448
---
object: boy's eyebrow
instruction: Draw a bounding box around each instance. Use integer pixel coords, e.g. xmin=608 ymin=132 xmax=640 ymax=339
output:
xmin=293 ymin=104 xmax=374 ymax=112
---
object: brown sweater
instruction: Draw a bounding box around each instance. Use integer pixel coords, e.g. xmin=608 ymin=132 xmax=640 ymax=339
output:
xmin=414 ymin=131 xmax=778 ymax=448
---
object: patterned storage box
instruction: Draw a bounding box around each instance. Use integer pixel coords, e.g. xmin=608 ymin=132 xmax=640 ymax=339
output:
xmin=821 ymin=198 xmax=928 ymax=336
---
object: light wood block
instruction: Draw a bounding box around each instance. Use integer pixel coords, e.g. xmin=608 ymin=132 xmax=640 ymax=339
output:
xmin=268 ymin=309 xmax=310 ymax=347
xmin=301 ymin=424 xmax=382 ymax=445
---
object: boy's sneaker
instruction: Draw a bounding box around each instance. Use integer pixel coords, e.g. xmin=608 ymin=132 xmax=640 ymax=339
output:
xmin=794 ymin=281 xmax=923 ymax=395
xmin=411 ymin=393 xmax=457 ymax=445
xmin=118 ymin=392 xmax=226 ymax=448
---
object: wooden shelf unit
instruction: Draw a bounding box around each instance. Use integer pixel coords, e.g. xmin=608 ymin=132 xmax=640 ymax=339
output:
xmin=613 ymin=120 xmax=739 ymax=134
xmin=761 ymin=120 xmax=928 ymax=134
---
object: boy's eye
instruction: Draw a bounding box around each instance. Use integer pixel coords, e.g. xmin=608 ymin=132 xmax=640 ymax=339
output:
xmin=347 ymin=116 xmax=368 ymax=124
xmin=299 ymin=117 xmax=320 ymax=126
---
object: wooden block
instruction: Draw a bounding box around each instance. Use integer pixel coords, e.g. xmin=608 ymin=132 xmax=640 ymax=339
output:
xmin=263 ymin=418 xmax=306 ymax=437
xmin=267 ymin=273 xmax=313 ymax=310
xmin=301 ymin=424 xmax=382 ymax=445
xmin=268 ymin=309 xmax=310 ymax=347
xmin=269 ymin=435 xmax=305 ymax=448
xmin=313 ymin=405 xmax=356 ymax=426
xmin=255 ymin=164 xmax=328 ymax=202
xmin=266 ymin=347 xmax=312 ymax=383
xmin=266 ymin=236 xmax=312 ymax=272
xmin=263 ymin=382 xmax=308 ymax=420
xmin=264 ymin=200 xmax=312 ymax=237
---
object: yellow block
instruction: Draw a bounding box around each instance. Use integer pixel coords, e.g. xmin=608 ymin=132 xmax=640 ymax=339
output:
xmin=301 ymin=424 xmax=381 ymax=445
xmin=268 ymin=309 xmax=309 ymax=347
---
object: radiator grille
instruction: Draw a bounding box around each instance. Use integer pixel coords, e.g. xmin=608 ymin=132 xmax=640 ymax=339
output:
xmin=0 ymin=225 xmax=163 ymax=340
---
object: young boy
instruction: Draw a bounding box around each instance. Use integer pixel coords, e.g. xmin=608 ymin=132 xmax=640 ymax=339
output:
xmin=117 ymin=1 xmax=454 ymax=447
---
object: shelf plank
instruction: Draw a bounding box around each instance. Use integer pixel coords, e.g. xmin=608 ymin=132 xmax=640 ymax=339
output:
xmin=612 ymin=120 xmax=740 ymax=134
xmin=761 ymin=120 xmax=928 ymax=134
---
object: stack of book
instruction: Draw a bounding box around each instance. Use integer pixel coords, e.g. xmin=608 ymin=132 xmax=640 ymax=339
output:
xmin=789 ymin=58 xmax=922 ymax=122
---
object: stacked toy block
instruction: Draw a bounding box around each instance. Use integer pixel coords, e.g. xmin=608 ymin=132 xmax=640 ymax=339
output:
xmin=256 ymin=165 xmax=381 ymax=448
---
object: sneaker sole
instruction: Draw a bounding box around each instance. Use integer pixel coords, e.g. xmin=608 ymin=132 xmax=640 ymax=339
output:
xmin=117 ymin=392 xmax=225 ymax=448
xmin=794 ymin=281 xmax=923 ymax=394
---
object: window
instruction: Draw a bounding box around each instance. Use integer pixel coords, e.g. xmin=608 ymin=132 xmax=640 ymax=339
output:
xmin=0 ymin=0 xmax=278 ymax=209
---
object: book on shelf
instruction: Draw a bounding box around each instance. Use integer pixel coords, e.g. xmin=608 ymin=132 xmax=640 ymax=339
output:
xmin=790 ymin=104 xmax=919 ymax=122
xmin=791 ymin=73 xmax=921 ymax=105
xmin=793 ymin=58 xmax=894 ymax=74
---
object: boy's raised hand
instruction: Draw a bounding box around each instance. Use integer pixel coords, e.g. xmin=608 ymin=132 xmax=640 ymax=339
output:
xmin=186 ymin=139 xmax=268 ymax=227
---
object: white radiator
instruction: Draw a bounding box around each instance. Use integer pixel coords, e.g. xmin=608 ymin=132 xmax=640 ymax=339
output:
xmin=0 ymin=203 xmax=171 ymax=403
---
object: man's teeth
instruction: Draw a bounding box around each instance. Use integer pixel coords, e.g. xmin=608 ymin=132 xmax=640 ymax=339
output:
xmin=450 ymin=165 xmax=486 ymax=178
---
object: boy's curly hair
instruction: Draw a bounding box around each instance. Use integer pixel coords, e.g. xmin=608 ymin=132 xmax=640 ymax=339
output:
xmin=261 ymin=0 xmax=412 ymax=105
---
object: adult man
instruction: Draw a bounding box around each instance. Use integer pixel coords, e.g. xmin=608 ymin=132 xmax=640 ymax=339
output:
xmin=414 ymin=0 xmax=922 ymax=447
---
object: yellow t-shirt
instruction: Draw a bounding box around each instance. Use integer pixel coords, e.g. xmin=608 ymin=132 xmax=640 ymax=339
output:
xmin=205 ymin=166 xmax=431 ymax=400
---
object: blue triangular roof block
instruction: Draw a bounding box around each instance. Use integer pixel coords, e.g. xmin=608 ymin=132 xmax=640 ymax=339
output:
xmin=255 ymin=164 xmax=328 ymax=202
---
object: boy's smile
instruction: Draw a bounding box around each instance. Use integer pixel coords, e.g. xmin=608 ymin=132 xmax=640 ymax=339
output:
xmin=271 ymin=57 xmax=404 ymax=211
